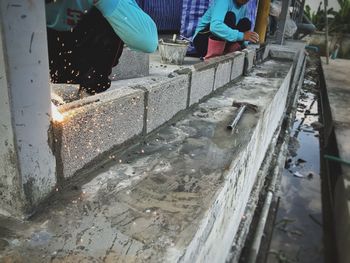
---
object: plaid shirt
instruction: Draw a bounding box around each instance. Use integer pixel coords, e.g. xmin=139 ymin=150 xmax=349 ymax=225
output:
xmin=247 ymin=0 xmax=258 ymax=30
xmin=180 ymin=0 xmax=213 ymax=39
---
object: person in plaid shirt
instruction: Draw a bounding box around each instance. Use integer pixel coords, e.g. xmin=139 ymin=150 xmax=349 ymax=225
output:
xmin=46 ymin=0 xmax=158 ymax=94
xmin=193 ymin=0 xmax=259 ymax=59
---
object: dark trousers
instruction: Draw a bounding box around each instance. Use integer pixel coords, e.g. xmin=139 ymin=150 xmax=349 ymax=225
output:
xmin=47 ymin=7 xmax=124 ymax=94
xmin=193 ymin=12 xmax=251 ymax=57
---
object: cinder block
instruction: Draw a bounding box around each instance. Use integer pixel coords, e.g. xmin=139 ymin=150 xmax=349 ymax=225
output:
xmin=111 ymin=47 xmax=149 ymax=80
xmin=190 ymin=67 xmax=215 ymax=106
xmin=57 ymin=88 xmax=145 ymax=178
xmin=214 ymin=59 xmax=232 ymax=90
xmin=268 ymin=45 xmax=297 ymax=61
xmin=144 ymin=75 xmax=189 ymax=133
xmin=50 ymin=83 xmax=80 ymax=103
xmin=243 ymin=49 xmax=256 ymax=75
xmin=231 ymin=52 xmax=245 ymax=81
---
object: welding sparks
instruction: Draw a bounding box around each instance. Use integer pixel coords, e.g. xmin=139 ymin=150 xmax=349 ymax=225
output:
xmin=51 ymin=102 xmax=64 ymax=122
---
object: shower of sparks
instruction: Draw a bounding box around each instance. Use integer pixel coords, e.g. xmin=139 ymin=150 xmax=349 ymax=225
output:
xmin=51 ymin=102 xmax=64 ymax=122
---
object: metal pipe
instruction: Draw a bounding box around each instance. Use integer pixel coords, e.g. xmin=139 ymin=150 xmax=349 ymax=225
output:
xmin=227 ymin=104 xmax=247 ymax=130
xmin=324 ymin=154 xmax=350 ymax=166
xmin=247 ymin=192 xmax=273 ymax=263
xmin=246 ymin=137 xmax=286 ymax=263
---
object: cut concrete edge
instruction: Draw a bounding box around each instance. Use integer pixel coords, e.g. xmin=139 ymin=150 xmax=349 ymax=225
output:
xmin=56 ymin=87 xmax=145 ymax=179
xmin=54 ymin=49 xmax=256 ymax=179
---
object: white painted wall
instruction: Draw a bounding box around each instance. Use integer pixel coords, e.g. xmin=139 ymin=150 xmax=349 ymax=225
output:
xmin=0 ymin=1 xmax=56 ymax=214
xmin=0 ymin=22 xmax=23 ymax=216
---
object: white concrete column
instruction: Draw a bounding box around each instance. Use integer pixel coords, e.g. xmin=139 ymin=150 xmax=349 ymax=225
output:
xmin=0 ymin=1 xmax=56 ymax=216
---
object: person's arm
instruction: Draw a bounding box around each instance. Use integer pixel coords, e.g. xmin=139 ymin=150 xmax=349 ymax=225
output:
xmin=209 ymin=0 xmax=244 ymax=42
xmin=94 ymin=0 xmax=158 ymax=53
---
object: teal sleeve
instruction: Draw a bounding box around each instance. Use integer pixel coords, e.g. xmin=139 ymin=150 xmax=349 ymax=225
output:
xmin=96 ymin=0 xmax=158 ymax=53
xmin=210 ymin=0 xmax=244 ymax=42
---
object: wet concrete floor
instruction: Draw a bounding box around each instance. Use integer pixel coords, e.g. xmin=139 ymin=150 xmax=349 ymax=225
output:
xmin=267 ymin=55 xmax=324 ymax=263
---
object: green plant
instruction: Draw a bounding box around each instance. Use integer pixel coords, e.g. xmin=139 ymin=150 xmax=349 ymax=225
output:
xmin=329 ymin=0 xmax=350 ymax=34
xmin=304 ymin=2 xmax=335 ymax=31
xmin=305 ymin=0 xmax=350 ymax=34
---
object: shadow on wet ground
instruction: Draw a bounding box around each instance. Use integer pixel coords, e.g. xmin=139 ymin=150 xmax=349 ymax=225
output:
xmin=266 ymin=54 xmax=324 ymax=263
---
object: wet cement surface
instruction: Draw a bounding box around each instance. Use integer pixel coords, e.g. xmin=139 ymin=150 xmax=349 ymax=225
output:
xmin=0 ymin=59 xmax=292 ymax=263
xmin=267 ymin=55 xmax=324 ymax=263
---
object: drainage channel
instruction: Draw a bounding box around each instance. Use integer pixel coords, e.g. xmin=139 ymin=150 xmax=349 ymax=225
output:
xmin=264 ymin=53 xmax=324 ymax=263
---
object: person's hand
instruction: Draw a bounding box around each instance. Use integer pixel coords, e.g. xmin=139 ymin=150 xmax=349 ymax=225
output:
xmin=243 ymin=31 xmax=259 ymax=43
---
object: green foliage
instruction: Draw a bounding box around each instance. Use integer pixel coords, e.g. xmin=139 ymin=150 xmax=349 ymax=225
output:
xmin=331 ymin=0 xmax=350 ymax=33
xmin=305 ymin=0 xmax=350 ymax=34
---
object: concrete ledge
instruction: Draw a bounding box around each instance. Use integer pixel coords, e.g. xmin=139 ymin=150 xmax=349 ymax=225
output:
xmin=180 ymin=64 xmax=292 ymax=263
xmin=56 ymin=87 xmax=145 ymax=178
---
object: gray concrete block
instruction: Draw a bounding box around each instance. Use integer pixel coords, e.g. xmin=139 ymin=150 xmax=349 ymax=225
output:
xmin=144 ymin=75 xmax=189 ymax=133
xmin=266 ymin=43 xmax=305 ymax=60
xmin=50 ymin=83 xmax=80 ymax=103
xmin=214 ymin=59 xmax=232 ymax=90
xmin=190 ymin=68 xmax=215 ymax=106
xmin=57 ymin=88 xmax=145 ymax=178
xmin=243 ymin=49 xmax=256 ymax=75
xmin=111 ymin=47 xmax=149 ymax=81
xmin=231 ymin=52 xmax=245 ymax=81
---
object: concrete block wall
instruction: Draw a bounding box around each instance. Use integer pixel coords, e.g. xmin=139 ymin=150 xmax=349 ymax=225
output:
xmin=55 ymin=50 xmax=256 ymax=179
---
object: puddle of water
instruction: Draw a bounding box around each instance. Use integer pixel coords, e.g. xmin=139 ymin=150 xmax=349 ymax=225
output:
xmin=267 ymin=56 xmax=324 ymax=263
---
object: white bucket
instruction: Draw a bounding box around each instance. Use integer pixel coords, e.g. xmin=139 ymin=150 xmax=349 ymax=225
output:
xmin=158 ymin=39 xmax=189 ymax=65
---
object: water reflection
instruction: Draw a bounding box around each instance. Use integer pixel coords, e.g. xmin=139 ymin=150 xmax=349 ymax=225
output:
xmin=267 ymin=57 xmax=324 ymax=263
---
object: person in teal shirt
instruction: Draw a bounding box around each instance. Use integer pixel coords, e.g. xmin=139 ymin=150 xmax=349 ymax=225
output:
xmin=46 ymin=0 xmax=158 ymax=94
xmin=193 ymin=0 xmax=259 ymax=59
